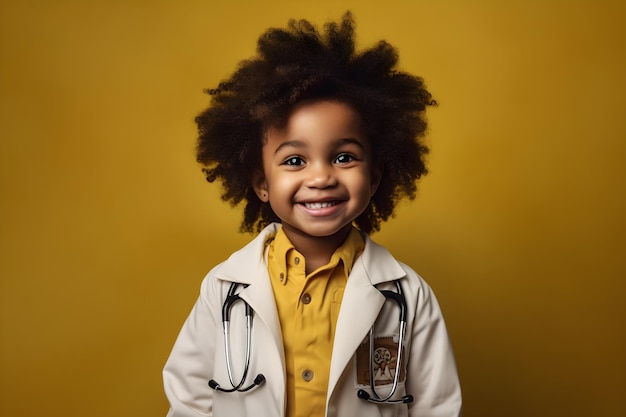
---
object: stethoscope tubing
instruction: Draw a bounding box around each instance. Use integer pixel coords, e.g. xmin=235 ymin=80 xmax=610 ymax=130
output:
xmin=209 ymin=284 xmax=265 ymax=393
xmin=210 ymin=280 xmax=413 ymax=404
xmin=222 ymin=315 xmax=252 ymax=390
xmin=360 ymin=280 xmax=412 ymax=404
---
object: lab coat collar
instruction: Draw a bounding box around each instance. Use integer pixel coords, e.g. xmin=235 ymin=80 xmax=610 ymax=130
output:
xmin=212 ymin=223 xmax=279 ymax=286
xmin=213 ymin=223 xmax=406 ymax=286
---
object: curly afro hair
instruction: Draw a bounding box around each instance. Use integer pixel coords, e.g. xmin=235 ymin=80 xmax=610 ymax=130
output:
xmin=195 ymin=11 xmax=435 ymax=234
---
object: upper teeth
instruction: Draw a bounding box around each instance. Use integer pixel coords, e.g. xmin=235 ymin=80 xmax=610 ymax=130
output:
xmin=304 ymin=201 xmax=337 ymax=209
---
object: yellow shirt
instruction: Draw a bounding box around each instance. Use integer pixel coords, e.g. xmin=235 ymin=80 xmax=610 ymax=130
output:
xmin=267 ymin=227 xmax=364 ymax=417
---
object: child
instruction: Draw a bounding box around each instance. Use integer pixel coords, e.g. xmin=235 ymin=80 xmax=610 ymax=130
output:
xmin=164 ymin=12 xmax=461 ymax=417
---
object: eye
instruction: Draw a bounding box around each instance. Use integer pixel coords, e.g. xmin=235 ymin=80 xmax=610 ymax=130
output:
xmin=335 ymin=153 xmax=356 ymax=164
xmin=282 ymin=156 xmax=305 ymax=166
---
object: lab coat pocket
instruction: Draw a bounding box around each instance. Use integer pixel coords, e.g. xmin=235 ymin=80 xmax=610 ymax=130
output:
xmin=354 ymin=334 xmax=406 ymax=387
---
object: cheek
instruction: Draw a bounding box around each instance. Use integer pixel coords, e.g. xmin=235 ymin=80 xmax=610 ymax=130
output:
xmin=351 ymin=170 xmax=375 ymax=194
xmin=337 ymin=173 xmax=371 ymax=207
xmin=267 ymin=172 xmax=298 ymax=195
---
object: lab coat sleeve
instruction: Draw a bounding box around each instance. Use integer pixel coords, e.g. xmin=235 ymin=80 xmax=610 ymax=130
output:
xmin=163 ymin=270 xmax=221 ymax=417
xmin=404 ymin=268 xmax=462 ymax=417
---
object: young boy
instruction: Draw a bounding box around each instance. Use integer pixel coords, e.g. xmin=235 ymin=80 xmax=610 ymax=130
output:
xmin=163 ymin=12 xmax=461 ymax=417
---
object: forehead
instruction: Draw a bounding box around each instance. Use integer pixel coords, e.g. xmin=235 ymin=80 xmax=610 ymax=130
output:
xmin=264 ymin=100 xmax=364 ymax=145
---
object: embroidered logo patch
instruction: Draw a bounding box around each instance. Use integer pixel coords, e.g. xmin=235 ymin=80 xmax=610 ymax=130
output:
xmin=355 ymin=336 xmax=406 ymax=386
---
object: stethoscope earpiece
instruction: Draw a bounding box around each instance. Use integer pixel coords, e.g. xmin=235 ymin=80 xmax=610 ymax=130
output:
xmin=253 ymin=374 xmax=266 ymax=385
xmin=357 ymin=389 xmax=370 ymax=400
xmin=357 ymin=389 xmax=413 ymax=404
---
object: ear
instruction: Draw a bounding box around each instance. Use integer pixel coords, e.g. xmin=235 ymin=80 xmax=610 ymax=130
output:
xmin=252 ymin=170 xmax=270 ymax=202
xmin=370 ymin=163 xmax=383 ymax=197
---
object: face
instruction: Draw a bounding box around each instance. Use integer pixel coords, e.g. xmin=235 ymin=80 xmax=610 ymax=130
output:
xmin=254 ymin=100 xmax=380 ymax=244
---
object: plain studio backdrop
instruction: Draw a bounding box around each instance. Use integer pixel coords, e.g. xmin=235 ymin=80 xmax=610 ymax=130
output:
xmin=0 ymin=1 xmax=624 ymax=416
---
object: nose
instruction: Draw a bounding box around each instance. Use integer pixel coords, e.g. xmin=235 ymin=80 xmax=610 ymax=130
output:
xmin=305 ymin=162 xmax=338 ymax=189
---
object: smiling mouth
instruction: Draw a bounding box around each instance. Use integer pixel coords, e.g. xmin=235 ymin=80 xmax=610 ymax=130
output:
xmin=302 ymin=201 xmax=340 ymax=209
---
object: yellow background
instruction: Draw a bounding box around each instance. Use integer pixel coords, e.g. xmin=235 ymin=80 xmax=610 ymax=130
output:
xmin=1 ymin=1 xmax=624 ymax=416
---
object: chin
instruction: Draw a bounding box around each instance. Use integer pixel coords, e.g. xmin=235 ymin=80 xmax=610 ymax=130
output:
xmin=301 ymin=223 xmax=353 ymax=238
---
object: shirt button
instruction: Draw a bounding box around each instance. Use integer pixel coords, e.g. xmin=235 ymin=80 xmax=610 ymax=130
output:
xmin=279 ymin=272 xmax=285 ymax=282
xmin=302 ymin=293 xmax=311 ymax=304
xmin=294 ymin=257 xmax=300 ymax=265
xmin=302 ymin=369 xmax=314 ymax=382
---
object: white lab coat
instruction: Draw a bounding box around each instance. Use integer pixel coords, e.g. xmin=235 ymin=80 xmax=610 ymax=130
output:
xmin=164 ymin=223 xmax=461 ymax=417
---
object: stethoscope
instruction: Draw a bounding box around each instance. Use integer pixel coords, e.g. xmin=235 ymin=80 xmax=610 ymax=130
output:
xmin=208 ymin=283 xmax=266 ymax=392
xmin=356 ymin=280 xmax=413 ymax=404
xmin=208 ymin=280 xmax=413 ymax=405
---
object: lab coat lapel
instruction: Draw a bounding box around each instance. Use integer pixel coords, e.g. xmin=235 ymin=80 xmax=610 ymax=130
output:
xmin=328 ymin=260 xmax=385 ymax=393
xmin=327 ymin=235 xmax=407 ymax=398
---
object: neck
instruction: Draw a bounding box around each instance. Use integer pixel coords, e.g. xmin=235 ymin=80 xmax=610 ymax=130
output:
xmin=280 ymin=224 xmax=352 ymax=274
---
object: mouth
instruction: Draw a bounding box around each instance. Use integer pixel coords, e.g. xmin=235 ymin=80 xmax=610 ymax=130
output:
xmin=302 ymin=201 xmax=340 ymax=209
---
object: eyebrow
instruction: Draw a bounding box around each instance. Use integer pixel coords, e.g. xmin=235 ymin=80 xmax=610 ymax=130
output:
xmin=335 ymin=137 xmax=366 ymax=150
xmin=274 ymin=140 xmax=306 ymax=155
xmin=273 ymin=137 xmax=366 ymax=155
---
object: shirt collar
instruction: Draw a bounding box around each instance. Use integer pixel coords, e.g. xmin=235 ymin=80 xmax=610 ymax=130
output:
xmin=214 ymin=223 xmax=407 ymax=286
xmin=269 ymin=226 xmax=365 ymax=282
